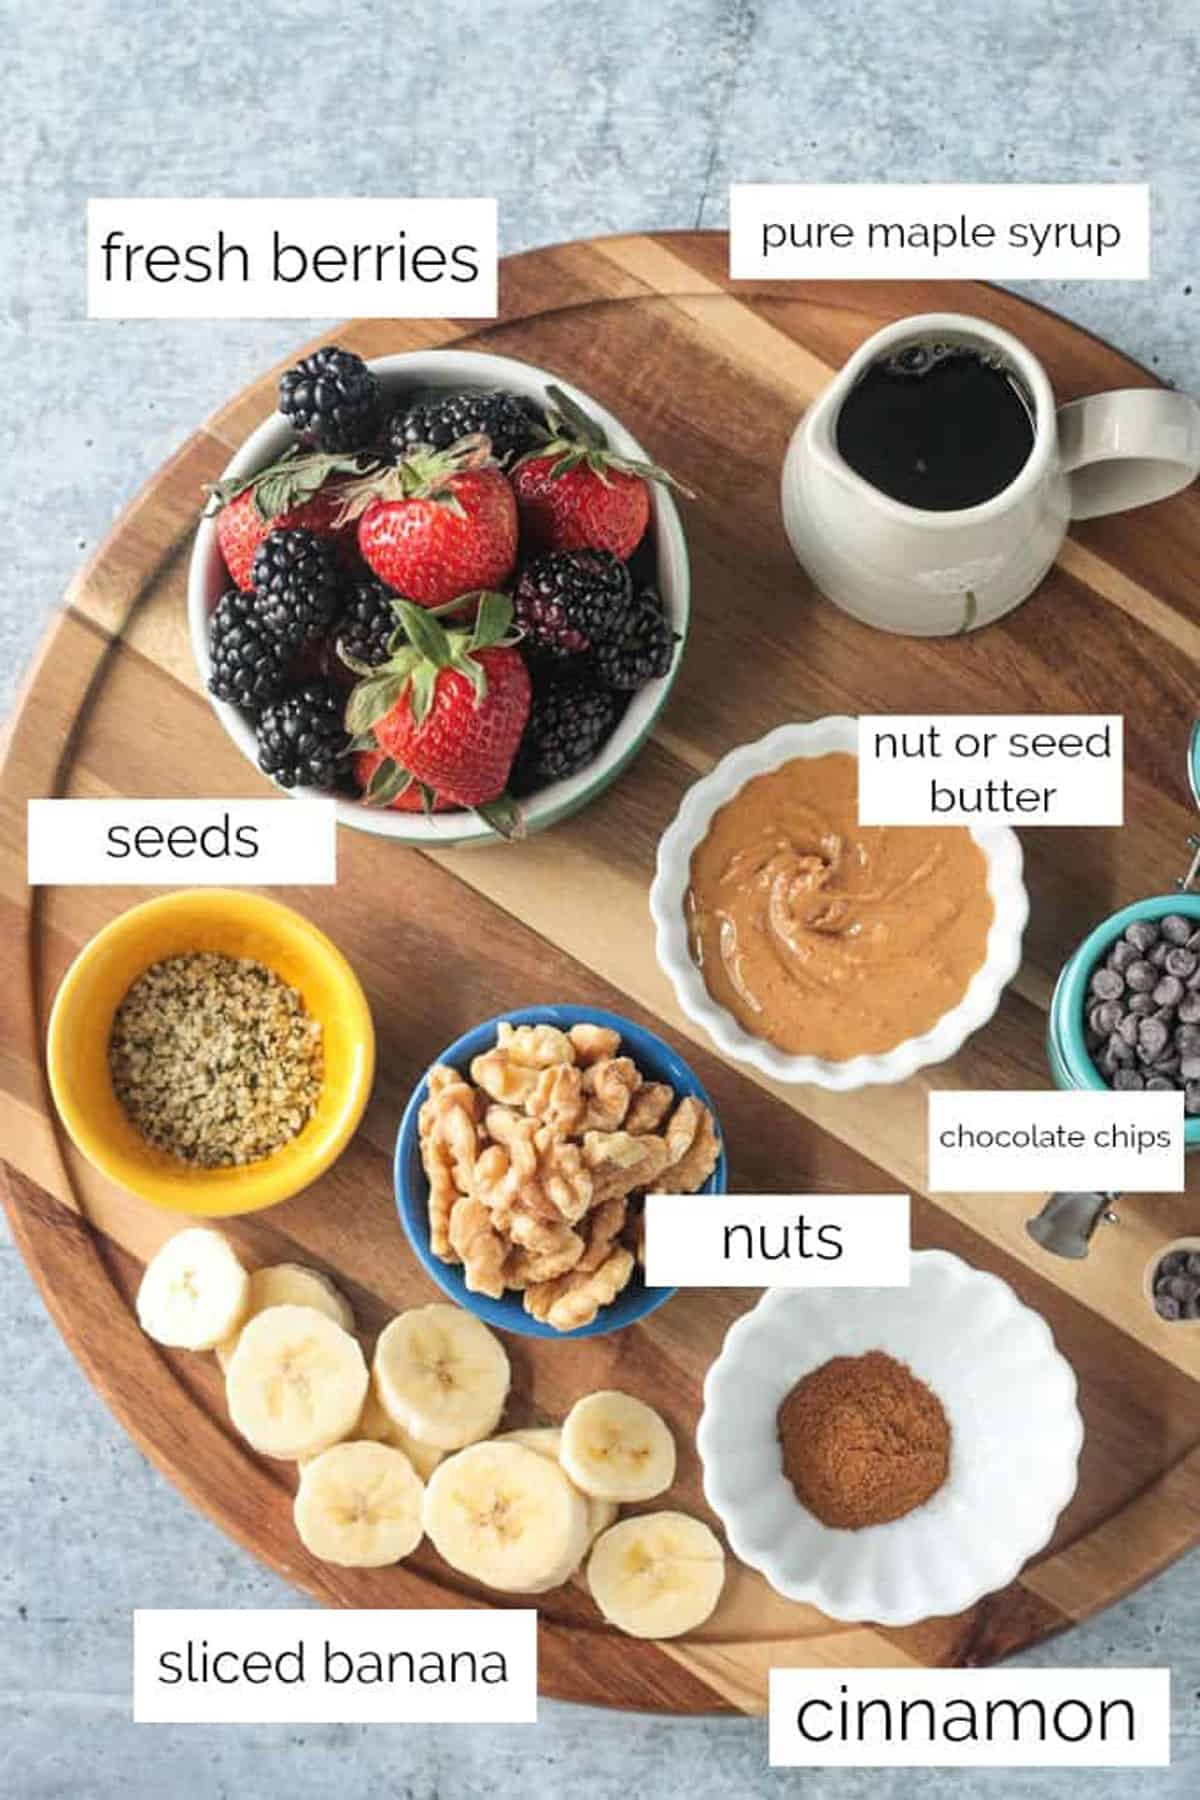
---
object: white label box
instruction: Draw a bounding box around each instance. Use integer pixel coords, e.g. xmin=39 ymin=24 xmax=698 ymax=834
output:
xmin=88 ymin=197 xmax=497 ymax=318
xmin=857 ymin=715 xmax=1123 ymax=827
xmin=134 ymin=1609 xmax=537 ymax=1724
xmin=769 ymin=1669 xmax=1170 ymax=1767
xmin=643 ymin=1194 xmax=910 ymax=1288
xmin=27 ymin=799 xmax=337 ymax=885
xmin=730 ymin=184 xmax=1150 ymax=281
xmin=928 ymin=1090 xmax=1184 ymax=1193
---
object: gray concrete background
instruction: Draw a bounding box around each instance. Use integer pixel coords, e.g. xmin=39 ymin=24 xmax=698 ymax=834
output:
xmin=3 ymin=0 xmax=1198 ymax=1794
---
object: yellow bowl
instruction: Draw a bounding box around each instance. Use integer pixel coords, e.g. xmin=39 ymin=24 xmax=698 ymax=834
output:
xmin=46 ymin=889 xmax=375 ymax=1216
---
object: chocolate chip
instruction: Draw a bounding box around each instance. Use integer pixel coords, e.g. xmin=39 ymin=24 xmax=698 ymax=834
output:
xmin=1162 ymin=914 xmax=1193 ymax=944
xmin=1166 ymin=947 xmax=1197 ymax=979
xmin=1167 ymin=1275 xmax=1198 ymax=1302
xmin=1112 ymin=1068 xmax=1145 ymax=1090
xmin=1138 ymin=1018 xmax=1170 ymax=1057
xmin=1092 ymin=999 xmax=1125 ymax=1033
xmin=1186 ymin=1081 xmax=1200 ymax=1115
xmin=1156 ymin=1294 xmax=1183 ymax=1320
xmin=1154 ymin=975 xmax=1185 ymax=1008
xmin=1126 ymin=920 xmax=1159 ymax=951
xmin=1090 ymin=967 xmax=1125 ymax=1000
xmin=1182 ymin=1057 xmax=1200 ymax=1081
xmin=1188 ymin=1253 xmax=1200 ymax=1278
xmin=1159 ymin=1251 xmax=1188 ymax=1277
xmin=1108 ymin=1034 xmax=1136 ymax=1064
xmin=1128 ymin=993 xmax=1156 ymax=1015
xmin=1125 ymin=960 xmax=1157 ymax=992
xmin=1109 ymin=940 xmax=1139 ymax=972
xmin=1188 ymin=929 xmax=1200 ymax=953
xmin=1178 ymin=993 xmax=1200 ymax=1024
xmin=1149 ymin=941 xmax=1173 ymax=968
xmin=1146 ymin=1074 xmax=1177 ymax=1090
xmin=1117 ymin=1014 xmax=1140 ymax=1046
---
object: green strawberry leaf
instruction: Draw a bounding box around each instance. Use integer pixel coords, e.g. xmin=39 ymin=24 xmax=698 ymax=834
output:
xmin=473 ymin=792 xmax=527 ymax=842
xmin=345 ymin=729 xmax=381 ymax=753
xmin=345 ymin=667 xmax=415 ymax=737
xmin=365 ymin=757 xmax=414 ymax=807
xmin=407 ymin=661 xmax=439 ymax=728
xmin=544 ymin=384 xmax=608 ymax=451
xmin=393 ymin=599 xmax=452 ymax=668
xmin=469 ymin=591 xmax=515 ymax=651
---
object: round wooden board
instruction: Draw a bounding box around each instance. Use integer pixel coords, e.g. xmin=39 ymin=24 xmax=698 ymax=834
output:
xmin=4 ymin=231 xmax=1200 ymax=1716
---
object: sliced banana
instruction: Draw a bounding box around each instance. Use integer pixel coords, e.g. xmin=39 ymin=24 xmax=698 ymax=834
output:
xmin=294 ymin=1440 xmax=424 ymax=1568
xmin=587 ymin=1512 xmax=726 ymax=1639
xmin=373 ymin=1305 xmax=510 ymax=1451
xmin=560 ymin=1391 xmax=676 ymax=1503
xmin=226 ymin=1303 xmax=368 ymax=1460
xmin=423 ymin=1441 xmax=589 ymax=1593
xmin=498 ymin=1427 xmax=617 ymax=1544
xmin=356 ymin=1380 xmax=445 ymax=1481
xmin=215 ymin=1263 xmax=355 ymax=1371
xmin=136 ymin=1228 xmax=250 ymax=1351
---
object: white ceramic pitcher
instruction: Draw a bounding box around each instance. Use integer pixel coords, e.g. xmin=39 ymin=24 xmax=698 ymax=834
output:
xmin=781 ymin=311 xmax=1200 ymax=636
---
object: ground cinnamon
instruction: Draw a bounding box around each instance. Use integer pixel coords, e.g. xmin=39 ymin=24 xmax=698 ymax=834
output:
xmin=777 ymin=1349 xmax=950 ymax=1529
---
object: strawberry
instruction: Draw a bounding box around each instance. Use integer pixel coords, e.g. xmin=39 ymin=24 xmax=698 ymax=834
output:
xmin=352 ymin=747 xmax=455 ymax=813
xmin=345 ymin=594 xmax=530 ymax=832
xmin=207 ymin=448 xmax=367 ymax=589
xmin=511 ymin=385 xmax=691 ymax=559
xmin=339 ymin=437 xmax=517 ymax=606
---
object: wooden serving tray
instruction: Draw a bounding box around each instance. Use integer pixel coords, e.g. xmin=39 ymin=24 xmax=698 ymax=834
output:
xmin=3 ymin=231 xmax=1200 ymax=1716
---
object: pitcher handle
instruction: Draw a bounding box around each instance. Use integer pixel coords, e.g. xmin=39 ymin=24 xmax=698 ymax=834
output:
xmin=1056 ymin=388 xmax=1200 ymax=522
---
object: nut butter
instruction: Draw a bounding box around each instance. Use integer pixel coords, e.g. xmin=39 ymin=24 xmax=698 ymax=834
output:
xmin=685 ymin=752 xmax=992 ymax=1060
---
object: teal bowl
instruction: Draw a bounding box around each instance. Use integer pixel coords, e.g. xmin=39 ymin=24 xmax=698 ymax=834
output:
xmin=1047 ymin=892 xmax=1200 ymax=1147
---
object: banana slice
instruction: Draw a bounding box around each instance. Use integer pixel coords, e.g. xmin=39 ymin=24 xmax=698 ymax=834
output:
xmin=294 ymin=1440 xmax=424 ymax=1568
xmin=587 ymin=1512 xmax=726 ymax=1639
xmin=356 ymin=1380 xmax=445 ymax=1481
xmin=226 ymin=1303 xmax=368 ymax=1460
xmin=136 ymin=1228 xmax=250 ymax=1351
xmin=215 ymin=1263 xmax=355 ymax=1371
xmin=423 ymin=1441 xmax=589 ymax=1593
xmin=373 ymin=1305 xmax=510 ymax=1451
xmin=560 ymin=1391 xmax=676 ymax=1503
xmin=497 ymin=1427 xmax=617 ymax=1544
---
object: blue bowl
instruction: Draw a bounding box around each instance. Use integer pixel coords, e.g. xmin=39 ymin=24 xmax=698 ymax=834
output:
xmin=1047 ymin=892 xmax=1200 ymax=1149
xmin=395 ymin=1004 xmax=727 ymax=1339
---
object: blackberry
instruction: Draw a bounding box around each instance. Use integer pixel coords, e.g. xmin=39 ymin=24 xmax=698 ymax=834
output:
xmin=278 ymin=346 xmax=382 ymax=452
xmin=207 ymin=590 xmax=291 ymax=711
xmin=593 ymin=587 xmax=676 ymax=690
xmin=336 ymin=577 xmax=401 ymax=668
xmin=515 ymin=675 xmax=618 ymax=787
xmin=252 ymin=528 xmax=342 ymax=647
xmin=512 ymin=550 xmax=633 ymax=661
xmin=255 ymin=682 xmax=348 ymax=790
xmin=389 ymin=388 xmax=539 ymax=465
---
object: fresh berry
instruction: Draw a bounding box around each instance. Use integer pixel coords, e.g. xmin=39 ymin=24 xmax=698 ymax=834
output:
xmin=251 ymin=528 xmax=343 ymax=647
xmin=352 ymin=747 xmax=455 ymax=812
xmin=512 ymin=549 xmax=633 ymax=660
xmin=511 ymin=385 xmax=689 ymax=559
xmin=346 ymin=595 xmax=530 ymax=819
xmin=342 ymin=439 xmax=518 ymax=606
xmin=337 ymin=578 xmax=401 ymax=669
xmin=515 ymin=675 xmax=618 ymax=785
xmin=255 ymin=682 xmax=348 ymax=790
xmin=592 ymin=586 xmax=677 ymax=689
xmin=207 ymin=590 xmax=291 ymax=711
xmin=209 ymin=448 xmax=364 ymax=588
xmin=389 ymin=389 xmax=539 ymax=466
xmin=278 ymin=346 xmax=382 ymax=452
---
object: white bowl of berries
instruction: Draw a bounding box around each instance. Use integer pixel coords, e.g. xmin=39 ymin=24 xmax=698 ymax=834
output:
xmin=187 ymin=346 xmax=691 ymax=843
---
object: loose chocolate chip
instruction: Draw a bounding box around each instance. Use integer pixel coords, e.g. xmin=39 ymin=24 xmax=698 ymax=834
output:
xmin=1117 ymin=1014 xmax=1140 ymax=1046
xmin=1126 ymin=920 xmax=1159 ymax=951
xmin=1128 ymin=993 xmax=1156 ymax=1016
xmin=1167 ymin=1275 xmax=1198 ymax=1303
xmin=1138 ymin=1018 xmax=1170 ymax=1057
xmin=1181 ymin=1057 xmax=1200 ymax=1081
xmin=1154 ymin=975 xmax=1186 ymax=1008
xmin=1188 ymin=1253 xmax=1200 ymax=1278
xmin=1178 ymin=994 xmax=1200 ymax=1024
xmin=1166 ymin=947 xmax=1197 ymax=979
xmin=1090 ymin=967 xmax=1125 ymax=1000
xmin=1148 ymin=941 xmax=1172 ymax=968
xmin=1159 ymin=1251 xmax=1188 ymax=1277
xmin=1146 ymin=1074 xmax=1177 ymax=1090
xmin=1176 ymin=1023 xmax=1200 ymax=1049
xmin=1156 ymin=1294 xmax=1183 ymax=1320
xmin=1112 ymin=1068 xmax=1145 ymax=1090
xmin=1153 ymin=1056 xmax=1182 ymax=1075
xmin=1126 ymin=960 xmax=1157 ymax=992
xmin=1162 ymin=914 xmax=1193 ymax=944
xmin=1092 ymin=999 xmax=1125 ymax=1033
xmin=1109 ymin=940 xmax=1139 ymax=972
xmin=1186 ymin=1082 xmax=1200 ymax=1115
xmin=1108 ymin=1034 xmax=1136 ymax=1065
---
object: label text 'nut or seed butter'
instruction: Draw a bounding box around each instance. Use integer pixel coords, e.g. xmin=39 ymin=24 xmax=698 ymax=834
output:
xmin=27 ymin=799 xmax=336 ymax=885
xmin=643 ymin=1194 xmax=910 ymax=1288
xmin=857 ymin=715 xmax=1123 ymax=826
xmin=927 ymin=1090 xmax=1184 ymax=1193
xmin=133 ymin=1610 xmax=537 ymax=1724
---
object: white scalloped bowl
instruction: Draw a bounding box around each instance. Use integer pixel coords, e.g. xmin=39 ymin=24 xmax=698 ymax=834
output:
xmin=649 ymin=717 xmax=1028 ymax=1088
xmin=697 ymin=1251 xmax=1084 ymax=1626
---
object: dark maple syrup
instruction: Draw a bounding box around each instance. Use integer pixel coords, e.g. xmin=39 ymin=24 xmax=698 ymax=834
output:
xmin=835 ymin=342 xmax=1036 ymax=511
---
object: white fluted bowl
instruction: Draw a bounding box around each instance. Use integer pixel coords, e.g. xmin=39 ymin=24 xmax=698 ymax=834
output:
xmin=697 ymin=1251 xmax=1083 ymax=1626
xmin=649 ymin=717 xmax=1028 ymax=1088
